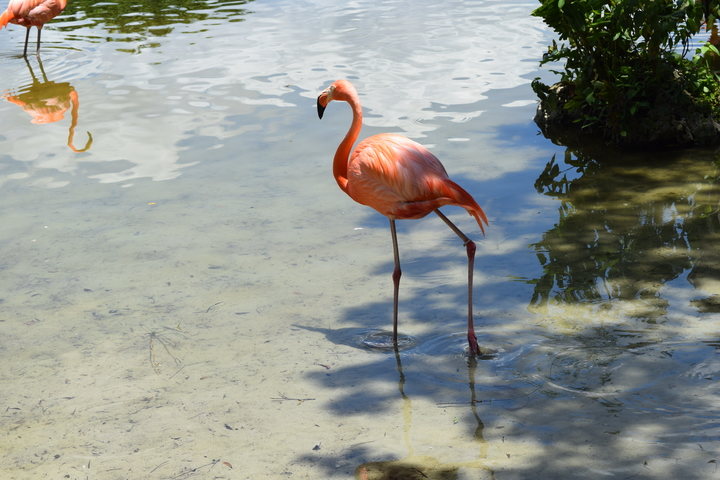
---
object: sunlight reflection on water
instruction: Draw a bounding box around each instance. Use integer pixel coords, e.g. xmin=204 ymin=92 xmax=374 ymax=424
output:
xmin=0 ymin=0 xmax=547 ymax=186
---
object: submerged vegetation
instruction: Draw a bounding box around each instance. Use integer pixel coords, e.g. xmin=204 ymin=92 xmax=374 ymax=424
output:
xmin=532 ymin=0 xmax=720 ymax=147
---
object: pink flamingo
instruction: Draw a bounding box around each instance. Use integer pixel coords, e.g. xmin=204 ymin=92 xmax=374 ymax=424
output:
xmin=317 ymin=79 xmax=488 ymax=356
xmin=0 ymin=0 xmax=68 ymax=56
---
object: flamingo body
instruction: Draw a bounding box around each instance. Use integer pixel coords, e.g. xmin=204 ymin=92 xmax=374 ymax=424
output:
xmin=348 ymin=132 xmax=488 ymax=225
xmin=317 ymin=79 xmax=488 ymax=355
xmin=0 ymin=0 xmax=68 ymax=55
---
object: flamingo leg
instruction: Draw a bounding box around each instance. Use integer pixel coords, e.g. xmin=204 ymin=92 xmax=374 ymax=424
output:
xmin=22 ymin=27 xmax=30 ymax=57
xmin=434 ymin=209 xmax=480 ymax=356
xmin=389 ymin=218 xmax=401 ymax=345
xmin=36 ymin=26 xmax=42 ymax=54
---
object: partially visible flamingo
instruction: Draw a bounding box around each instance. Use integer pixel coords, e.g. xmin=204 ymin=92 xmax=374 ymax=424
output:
xmin=0 ymin=0 xmax=68 ymax=56
xmin=317 ymin=79 xmax=488 ymax=356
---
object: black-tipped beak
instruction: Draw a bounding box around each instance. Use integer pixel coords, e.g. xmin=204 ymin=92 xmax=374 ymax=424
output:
xmin=317 ymin=96 xmax=326 ymax=119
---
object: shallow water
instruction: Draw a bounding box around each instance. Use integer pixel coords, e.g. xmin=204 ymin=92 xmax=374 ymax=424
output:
xmin=1 ymin=0 xmax=719 ymax=479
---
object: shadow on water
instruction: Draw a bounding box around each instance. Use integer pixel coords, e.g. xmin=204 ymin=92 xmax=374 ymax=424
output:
xmin=298 ymin=328 xmax=720 ymax=475
xmin=351 ymin=354 xmax=494 ymax=480
xmin=3 ymin=55 xmax=92 ymax=153
xmin=299 ymin=314 xmax=719 ymax=477
xmin=296 ymin=342 xmax=498 ymax=479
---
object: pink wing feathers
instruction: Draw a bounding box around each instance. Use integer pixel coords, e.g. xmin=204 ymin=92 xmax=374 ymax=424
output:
xmin=347 ymin=133 xmax=488 ymax=232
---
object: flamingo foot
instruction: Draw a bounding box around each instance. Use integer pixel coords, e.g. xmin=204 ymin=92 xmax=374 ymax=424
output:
xmin=467 ymin=332 xmax=481 ymax=356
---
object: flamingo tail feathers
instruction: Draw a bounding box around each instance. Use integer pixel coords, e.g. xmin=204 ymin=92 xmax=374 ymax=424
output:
xmin=0 ymin=9 xmax=13 ymax=29
xmin=444 ymin=179 xmax=489 ymax=234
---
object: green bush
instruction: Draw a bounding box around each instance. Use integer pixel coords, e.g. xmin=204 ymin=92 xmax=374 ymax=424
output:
xmin=532 ymin=0 xmax=720 ymax=146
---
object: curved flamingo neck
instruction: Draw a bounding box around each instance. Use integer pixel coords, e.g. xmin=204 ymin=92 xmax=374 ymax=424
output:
xmin=67 ymin=89 xmax=92 ymax=153
xmin=333 ymin=93 xmax=362 ymax=192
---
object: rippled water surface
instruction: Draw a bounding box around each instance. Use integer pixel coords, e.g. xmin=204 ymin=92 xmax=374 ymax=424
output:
xmin=1 ymin=1 xmax=719 ymax=478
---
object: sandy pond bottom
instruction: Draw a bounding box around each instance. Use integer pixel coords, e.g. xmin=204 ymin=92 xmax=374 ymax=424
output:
xmin=1 ymin=166 xmax=719 ymax=480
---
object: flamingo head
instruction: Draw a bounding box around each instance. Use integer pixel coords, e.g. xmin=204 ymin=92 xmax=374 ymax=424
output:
xmin=317 ymin=79 xmax=357 ymax=119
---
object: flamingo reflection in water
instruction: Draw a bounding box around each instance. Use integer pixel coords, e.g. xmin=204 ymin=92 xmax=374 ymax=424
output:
xmin=3 ymin=56 xmax=92 ymax=153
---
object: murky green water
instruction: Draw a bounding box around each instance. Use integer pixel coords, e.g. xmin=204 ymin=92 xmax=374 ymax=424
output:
xmin=1 ymin=0 xmax=718 ymax=478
